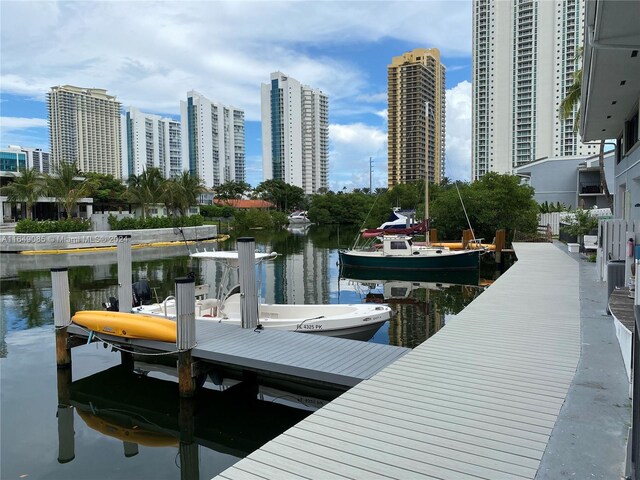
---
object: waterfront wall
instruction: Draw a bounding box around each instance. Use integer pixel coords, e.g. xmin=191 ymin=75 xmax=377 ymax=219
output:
xmin=0 ymin=225 xmax=218 ymax=253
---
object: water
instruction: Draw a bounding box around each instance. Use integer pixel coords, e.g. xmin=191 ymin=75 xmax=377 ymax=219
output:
xmin=0 ymin=225 xmax=506 ymax=479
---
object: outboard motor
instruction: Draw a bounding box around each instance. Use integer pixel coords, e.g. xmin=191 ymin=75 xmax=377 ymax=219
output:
xmin=103 ymin=296 xmax=119 ymax=311
xmin=132 ymin=280 xmax=152 ymax=307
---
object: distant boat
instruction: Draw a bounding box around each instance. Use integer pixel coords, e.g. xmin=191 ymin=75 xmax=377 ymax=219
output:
xmin=338 ymin=234 xmax=482 ymax=271
xmin=287 ymin=210 xmax=311 ymax=225
xmin=361 ymin=208 xmax=426 ymax=238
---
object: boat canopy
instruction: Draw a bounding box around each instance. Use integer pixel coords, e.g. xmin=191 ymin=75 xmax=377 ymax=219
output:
xmin=190 ymin=251 xmax=278 ymax=267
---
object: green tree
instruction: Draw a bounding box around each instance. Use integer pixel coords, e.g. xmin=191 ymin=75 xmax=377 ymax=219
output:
xmin=254 ymin=179 xmax=305 ymax=212
xmin=214 ymin=180 xmax=251 ymax=201
xmin=84 ymin=173 xmax=127 ymax=210
xmin=430 ymin=173 xmax=538 ymax=242
xmin=46 ymin=161 xmax=95 ymax=219
xmin=126 ymin=167 xmax=164 ymax=219
xmin=559 ymin=47 xmax=611 ymax=209
xmin=1 ymin=168 xmax=46 ymax=220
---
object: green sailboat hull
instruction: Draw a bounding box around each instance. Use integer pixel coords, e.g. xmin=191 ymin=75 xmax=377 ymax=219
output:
xmin=338 ymin=249 xmax=481 ymax=271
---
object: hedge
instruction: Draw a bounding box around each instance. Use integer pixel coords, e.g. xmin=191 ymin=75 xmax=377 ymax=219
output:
xmin=15 ymin=218 xmax=92 ymax=233
xmin=107 ymin=214 xmax=204 ymax=230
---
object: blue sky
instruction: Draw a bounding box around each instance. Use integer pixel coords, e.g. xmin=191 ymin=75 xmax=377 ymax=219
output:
xmin=0 ymin=1 xmax=473 ymax=190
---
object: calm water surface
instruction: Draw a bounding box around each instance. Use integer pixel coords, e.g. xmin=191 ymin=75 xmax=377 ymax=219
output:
xmin=0 ymin=225 xmax=507 ymax=480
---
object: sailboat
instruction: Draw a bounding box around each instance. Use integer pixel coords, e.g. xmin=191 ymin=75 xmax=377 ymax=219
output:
xmin=339 ymin=102 xmax=482 ymax=272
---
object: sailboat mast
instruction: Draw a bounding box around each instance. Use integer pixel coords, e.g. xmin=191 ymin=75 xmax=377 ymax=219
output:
xmin=425 ymin=101 xmax=430 ymax=223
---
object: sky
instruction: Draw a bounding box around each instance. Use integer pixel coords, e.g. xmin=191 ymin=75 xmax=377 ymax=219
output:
xmin=0 ymin=0 xmax=473 ymax=191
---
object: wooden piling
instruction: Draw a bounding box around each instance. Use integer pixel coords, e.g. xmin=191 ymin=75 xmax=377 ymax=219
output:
xmin=462 ymin=229 xmax=474 ymax=249
xmin=117 ymin=234 xmax=133 ymax=312
xmin=237 ymin=237 xmax=258 ymax=329
xmin=179 ymin=398 xmax=199 ymax=480
xmin=52 ymin=267 xmax=72 ymax=368
xmin=56 ymin=367 xmax=75 ymax=463
xmin=495 ymin=229 xmax=506 ymax=263
xmin=176 ymin=276 xmax=196 ymax=397
xmin=429 ymin=228 xmax=438 ymax=243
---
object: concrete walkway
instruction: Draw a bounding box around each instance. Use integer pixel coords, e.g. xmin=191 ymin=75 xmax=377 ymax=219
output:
xmin=535 ymin=241 xmax=631 ymax=479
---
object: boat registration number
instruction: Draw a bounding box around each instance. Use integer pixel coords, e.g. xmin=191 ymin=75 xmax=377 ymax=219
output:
xmin=299 ymin=324 xmax=323 ymax=330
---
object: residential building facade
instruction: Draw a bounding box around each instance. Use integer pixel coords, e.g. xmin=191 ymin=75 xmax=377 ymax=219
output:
xmin=261 ymin=72 xmax=329 ymax=194
xmin=579 ymin=0 xmax=640 ymax=222
xmin=387 ymin=48 xmax=446 ymax=188
xmin=180 ymin=91 xmax=245 ymax=188
xmin=472 ymin=0 xmax=599 ymax=180
xmin=22 ymin=147 xmax=50 ymax=173
xmin=0 ymin=146 xmax=27 ymax=173
xmin=513 ymin=152 xmax=615 ymax=210
xmin=47 ymin=85 xmax=122 ymax=178
xmin=122 ymin=107 xmax=182 ymax=180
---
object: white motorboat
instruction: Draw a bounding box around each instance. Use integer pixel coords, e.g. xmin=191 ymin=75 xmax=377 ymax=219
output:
xmin=287 ymin=210 xmax=311 ymax=225
xmin=134 ymin=250 xmax=392 ymax=336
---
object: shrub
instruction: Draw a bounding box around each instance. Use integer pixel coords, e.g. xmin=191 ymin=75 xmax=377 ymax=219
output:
xmin=107 ymin=214 xmax=204 ymax=230
xmin=233 ymin=210 xmax=274 ymax=230
xmin=15 ymin=218 xmax=92 ymax=233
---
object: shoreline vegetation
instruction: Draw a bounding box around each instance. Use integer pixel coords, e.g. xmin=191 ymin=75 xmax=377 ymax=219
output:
xmin=4 ymin=170 xmax=545 ymax=244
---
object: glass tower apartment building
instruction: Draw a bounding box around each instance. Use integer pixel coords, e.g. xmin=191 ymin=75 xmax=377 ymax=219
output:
xmin=180 ymin=91 xmax=245 ymax=188
xmin=472 ymin=0 xmax=598 ymax=180
xmin=122 ymin=107 xmax=182 ymax=180
xmin=261 ymin=72 xmax=329 ymax=194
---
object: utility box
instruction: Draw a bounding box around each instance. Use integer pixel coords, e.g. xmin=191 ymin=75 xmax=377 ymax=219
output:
xmin=607 ymin=260 xmax=626 ymax=301
xmin=568 ymin=243 xmax=580 ymax=253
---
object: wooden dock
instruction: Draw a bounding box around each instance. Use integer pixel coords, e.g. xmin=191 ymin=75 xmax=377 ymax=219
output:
xmin=67 ymin=320 xmax=410 ymax=388
xmin=216 ymin=243 xmax=581 ymax=479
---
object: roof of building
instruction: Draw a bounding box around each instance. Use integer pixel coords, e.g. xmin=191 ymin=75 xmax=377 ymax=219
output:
xmin=579 ymin=0 xmax=640 ymax=141
xmin=214 ymin=199 xmax=275 ymax=209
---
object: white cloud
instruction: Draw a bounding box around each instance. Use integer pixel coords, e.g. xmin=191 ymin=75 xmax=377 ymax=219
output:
xmin=1 ymin=117 xmax=48 ymax=130
xmin=0 ymin=1 xmax=471 ymax=120
xmin=0 ymin=1 xmax=473 ymax=186
xmin=445 ymin=81 xmax=472 ymax=182
xmin=329 ymin=123 xmax=387 ymax=191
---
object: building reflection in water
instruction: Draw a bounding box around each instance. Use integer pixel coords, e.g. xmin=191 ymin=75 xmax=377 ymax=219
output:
xmin=340 ymin=267 xmax=486 ymax=349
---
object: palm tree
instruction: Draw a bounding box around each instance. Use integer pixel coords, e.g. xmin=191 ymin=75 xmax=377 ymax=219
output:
xmin=126 ymin=167 xmax=164 ymax=219
xmin=1 ymin=168 xmax=46 ymax=220
xmin=169 ymin=171 xmax=207 ymax=216
xmin=559 ymin=47 xmax=611 ymax=208
xmin=46 ymin=161 xmax=95 ymax=219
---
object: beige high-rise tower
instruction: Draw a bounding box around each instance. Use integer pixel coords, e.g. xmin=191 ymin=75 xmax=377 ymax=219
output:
xmin=388 ymin=48 xmax=446 ymax=188
xmin=48 ymin=85 xmax=122 ymax=178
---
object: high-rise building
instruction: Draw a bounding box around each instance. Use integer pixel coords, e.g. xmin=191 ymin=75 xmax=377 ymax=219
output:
xmin=388 ymin=48 xmax=446 ymax=188
xmin=180 ymin=91 xmax=245 ymax=188
xmin=22 ymin=148 xmax=50 ymax=173
xmin=261 ymin=72 xmax=329 ymax=194
xmin=472 ymin=0 xmax=599 ymax=180
xmin=47 ymin=85 xmax=122 ymax=178
xmin=121 ymin=107 xmax=182 ymax=180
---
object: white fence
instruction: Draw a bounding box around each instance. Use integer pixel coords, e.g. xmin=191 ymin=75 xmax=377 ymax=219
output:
xmin=597 ymin=219 xmax=640 ymax=281
xmin=538 ymin=212 xmax=572 ymax=235
xmin=539 ymin=208 xmax=613 ymax=236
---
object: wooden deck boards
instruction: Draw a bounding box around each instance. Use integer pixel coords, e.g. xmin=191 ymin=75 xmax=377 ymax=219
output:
xmin=216 ymin=242 xmax=581 ymax=479
xmin=68 ymin=317 xmax=409 ymax=388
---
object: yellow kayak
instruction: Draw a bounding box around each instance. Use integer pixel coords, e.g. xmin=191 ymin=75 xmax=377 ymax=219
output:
xmin=72 ymin=310 xmax=176 ymax=343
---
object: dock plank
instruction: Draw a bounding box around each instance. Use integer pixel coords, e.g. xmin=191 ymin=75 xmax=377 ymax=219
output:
xmin=216 ymin=243 xmax=580 ymax=479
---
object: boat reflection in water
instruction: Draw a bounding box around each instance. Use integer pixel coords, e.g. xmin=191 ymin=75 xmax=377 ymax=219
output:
xmin=339 ymin=266 xmax=486 ymax=348
xmin=58 ymin=364 xmax=334 ymax=478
